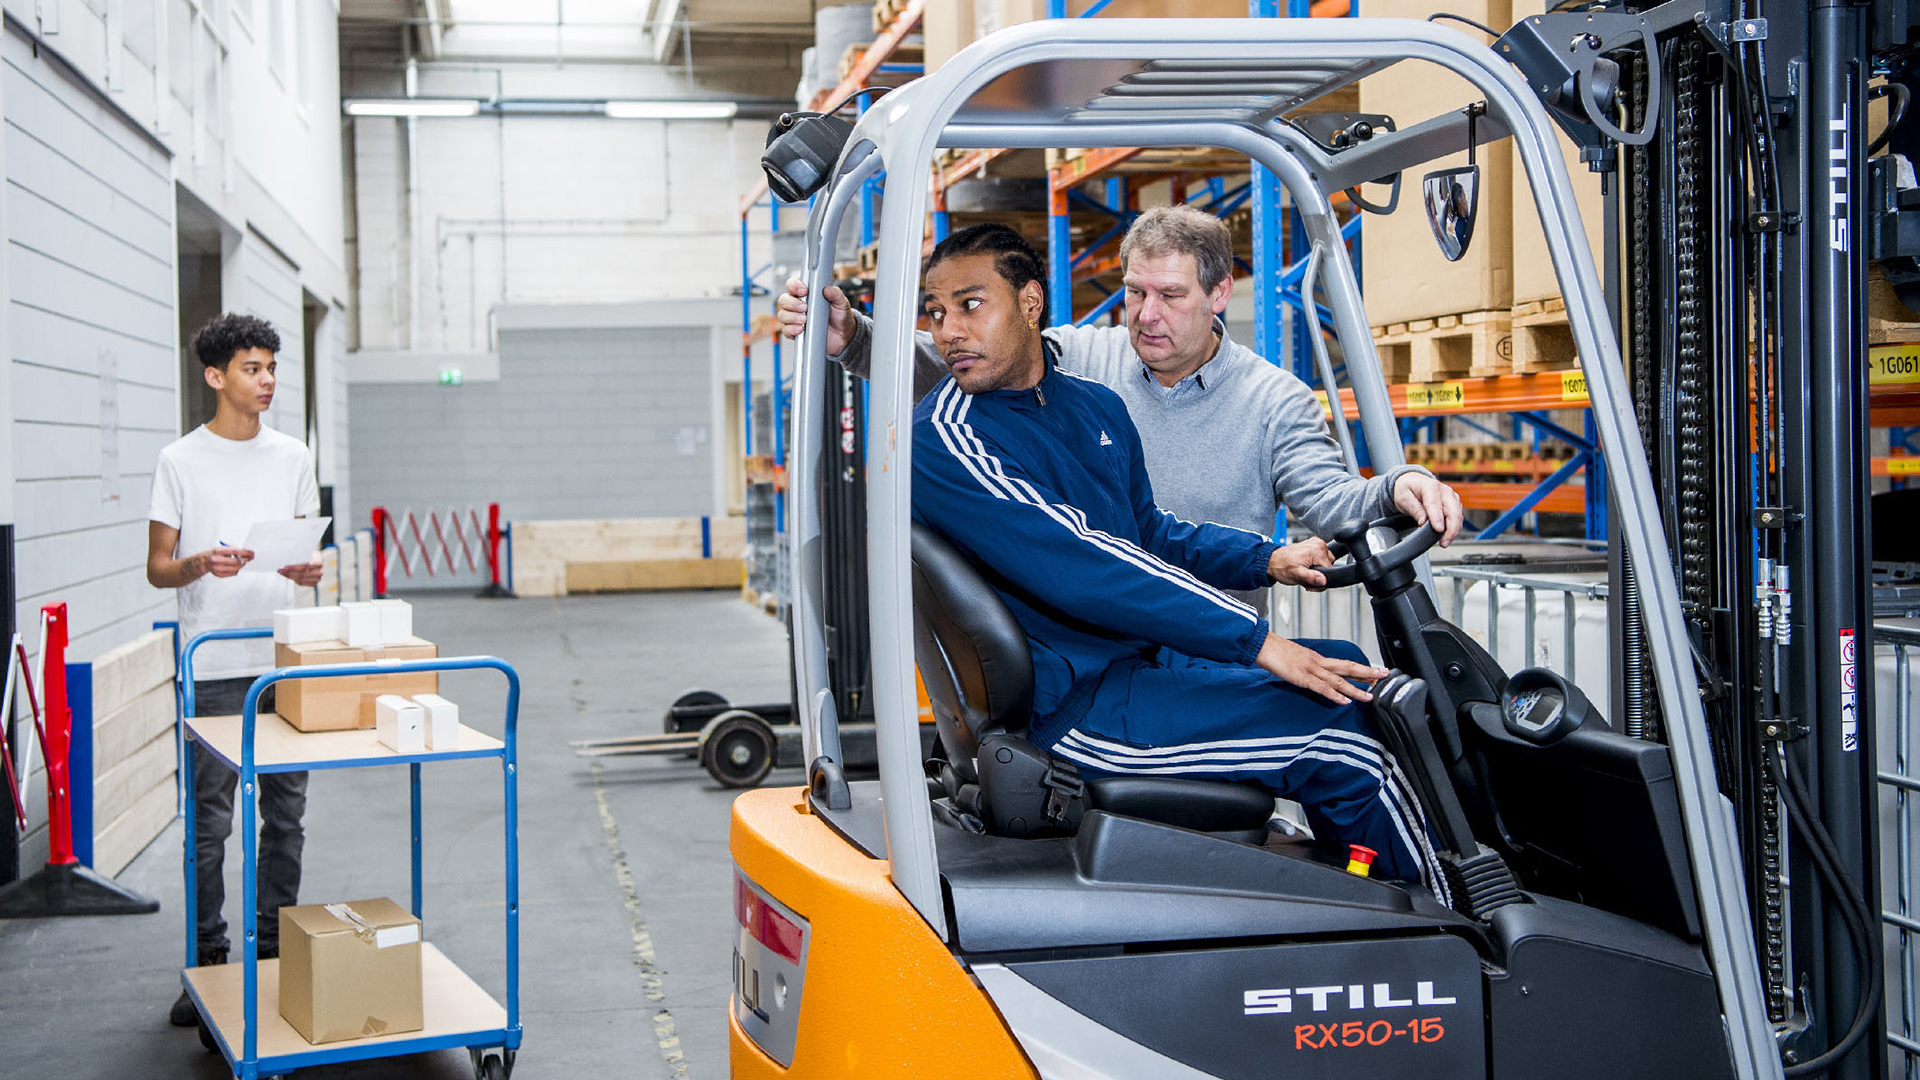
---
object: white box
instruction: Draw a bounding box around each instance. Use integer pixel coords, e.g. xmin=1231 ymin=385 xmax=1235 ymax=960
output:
xmin=411 ymin=693 xmax=459 ymax=750
xmin=340 ymin=602 xmax=381 ymax=648
xmin=371 ymin=599 xmax=413 ymax=645
xmin=375 ymin=694 xmax=425 ymax=753
xmin=274 ymin=607 xmax=343 ymax=646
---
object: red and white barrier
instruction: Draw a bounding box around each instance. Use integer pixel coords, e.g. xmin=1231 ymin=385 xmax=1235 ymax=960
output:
xmin=370 ymin=503 xmax=510 ymax=597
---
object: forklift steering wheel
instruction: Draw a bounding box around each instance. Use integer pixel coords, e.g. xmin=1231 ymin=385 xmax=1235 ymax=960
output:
xmin=1310 ymin=513 xmax=1442 ymax=589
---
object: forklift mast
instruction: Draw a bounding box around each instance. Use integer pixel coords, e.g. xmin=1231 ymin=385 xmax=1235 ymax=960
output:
xmin=1526 ymin=2 xmax=1920 ymax=1075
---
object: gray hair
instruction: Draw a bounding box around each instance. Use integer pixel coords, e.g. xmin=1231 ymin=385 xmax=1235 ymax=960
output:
xmin=1119 ymin=205 xmax=1235 ymax=292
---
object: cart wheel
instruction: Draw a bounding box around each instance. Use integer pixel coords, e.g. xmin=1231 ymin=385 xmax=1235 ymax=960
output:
xmin=701 ymin=711 xmax=777 ymax=788
xmin=471 ymin=1047 xmax=514 ymax=1080
xmin=665 ymin=688 xmax=728 ymax=731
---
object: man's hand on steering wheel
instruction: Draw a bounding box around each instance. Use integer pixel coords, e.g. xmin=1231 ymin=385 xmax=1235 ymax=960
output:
xmin=1256 ymin=634 xmax=1390 ymax=705
xmin=1392 ymin=472 xmax=1466 ymax=546
xmin=1268 ymin=537 xmax=1335 ymax=590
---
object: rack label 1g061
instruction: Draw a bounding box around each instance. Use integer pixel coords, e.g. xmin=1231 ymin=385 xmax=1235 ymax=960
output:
xmin=1870 ymin=344 xmax=1920 ymax=385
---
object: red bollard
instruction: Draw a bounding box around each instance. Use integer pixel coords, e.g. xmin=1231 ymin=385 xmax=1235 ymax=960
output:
xmin=477 ymin=502 xmax=514 ymax=598
xmin=0 ymin=602 xmax=158 ymax=917
xmin=371 ymin=507 xmax=391 ymax=599
xmin=40 ymin=604 xmax=75 ymax=868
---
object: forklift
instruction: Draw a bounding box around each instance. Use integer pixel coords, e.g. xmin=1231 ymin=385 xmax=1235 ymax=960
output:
xmin=730 ymin=5 xmax=1920 ymax=1078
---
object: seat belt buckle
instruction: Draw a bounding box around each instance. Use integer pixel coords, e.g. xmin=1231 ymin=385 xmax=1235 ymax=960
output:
xmin=1041 ymin=760 xmax=1084 ymax=823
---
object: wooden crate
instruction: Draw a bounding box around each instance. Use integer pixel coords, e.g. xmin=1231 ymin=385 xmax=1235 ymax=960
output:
xmin=1371 ymin=309 xmax=1513 ymax=383
xmin=1510 ymin=297 xmax=1577 ymax=374
xmin=515 ymin=517 xmax=748 ymax=598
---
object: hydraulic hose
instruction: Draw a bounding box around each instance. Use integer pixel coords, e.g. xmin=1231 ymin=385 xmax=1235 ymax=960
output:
xmin=1769 ymin=748 xmax=1884 ymax=1077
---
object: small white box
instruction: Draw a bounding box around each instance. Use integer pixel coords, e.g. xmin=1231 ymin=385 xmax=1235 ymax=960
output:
xmin=411 ymin=693 xmax=459 ymax=750
xmin=273 ymin=607 xmax=343 ymax=646
xmin=340 ymin=602 xmax=381 ymax=648
xmin=374 ymin=694 xmax=425 ymax=754
xmin=371 ymin=599 xmax=413 ymax=645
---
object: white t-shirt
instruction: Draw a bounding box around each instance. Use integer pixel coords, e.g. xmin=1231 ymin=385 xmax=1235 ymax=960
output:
xmin=149 ymin=425 xmax=320 ymax=681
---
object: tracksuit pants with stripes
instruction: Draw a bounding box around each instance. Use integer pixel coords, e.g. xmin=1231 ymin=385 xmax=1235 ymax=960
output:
xmin=1045 ymin=638 xmax=1447 ymax=901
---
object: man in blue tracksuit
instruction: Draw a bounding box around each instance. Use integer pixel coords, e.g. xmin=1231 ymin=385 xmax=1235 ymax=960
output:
xmin=912 ymin=224 xmax=1443 ymax=896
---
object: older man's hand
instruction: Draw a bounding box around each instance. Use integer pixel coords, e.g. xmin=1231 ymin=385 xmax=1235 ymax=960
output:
xmin=774 ymin=276 xmax=852 ymax=356
xmin=1393 ymin=473 xmax=1466 ymax=546
xmin=1268 ymin=537 xmax=1336 ymax=589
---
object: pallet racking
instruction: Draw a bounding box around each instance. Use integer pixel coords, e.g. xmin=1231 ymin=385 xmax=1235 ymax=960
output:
xmin=737 ymin=0 xmax=1920 ymax=546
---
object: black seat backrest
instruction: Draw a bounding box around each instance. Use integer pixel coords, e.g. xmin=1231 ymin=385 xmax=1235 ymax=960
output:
xmin=909 ymin=522 xmax=1034 ymax=778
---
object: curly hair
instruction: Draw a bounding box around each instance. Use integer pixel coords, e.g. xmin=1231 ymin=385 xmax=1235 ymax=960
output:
xmin=924 ymin=223 xmax=1050 ymax=328
xmin=190 ymin=313 xmax=281 ymax=369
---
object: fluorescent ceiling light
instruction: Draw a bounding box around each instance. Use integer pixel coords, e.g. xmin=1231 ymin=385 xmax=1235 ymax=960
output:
xmin=604 ymin=100 xmax=737 ymax=120
xmin=345 ymin=99 xmax=481 ymax=118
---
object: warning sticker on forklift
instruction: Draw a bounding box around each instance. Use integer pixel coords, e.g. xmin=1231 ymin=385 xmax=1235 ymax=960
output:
xmin=1559 ymin=370 xmax=1588 ymax=402
xmin=1870 ymin=344 xmax=1920 ymax=385
xmin=1404 ymin=381 xmax=1465 ymax=410
xmin=1840 ymin=628 xmax=1858 ymax=752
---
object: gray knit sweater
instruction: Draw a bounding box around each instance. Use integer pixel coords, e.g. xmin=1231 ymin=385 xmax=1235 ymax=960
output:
xmin=834 ymin=312 xmax=1424 ymax=609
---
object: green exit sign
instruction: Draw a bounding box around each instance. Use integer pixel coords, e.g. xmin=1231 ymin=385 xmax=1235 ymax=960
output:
xmin=438 ymin=369 xmax=463 ymax=386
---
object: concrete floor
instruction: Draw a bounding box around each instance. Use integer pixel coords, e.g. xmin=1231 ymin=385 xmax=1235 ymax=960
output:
xmin=0 ymin=590 xmax=796 ymax=1080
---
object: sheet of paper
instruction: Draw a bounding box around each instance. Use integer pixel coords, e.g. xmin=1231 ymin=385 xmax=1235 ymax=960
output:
xmin=236 ymin=518 xmax=331 ymax=573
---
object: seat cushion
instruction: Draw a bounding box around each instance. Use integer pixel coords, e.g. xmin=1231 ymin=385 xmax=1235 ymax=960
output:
xmin=1084 ymin=776 xmax=1274 ymax=833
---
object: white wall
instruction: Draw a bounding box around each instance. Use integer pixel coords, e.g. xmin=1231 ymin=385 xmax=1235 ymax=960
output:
xmin=4 ymin=22 xmax=179 ymax=664
xmin=351 ymin=112 xmax=769 ymax=353
xmin=0 ymin=1 xmax=349 ymax=666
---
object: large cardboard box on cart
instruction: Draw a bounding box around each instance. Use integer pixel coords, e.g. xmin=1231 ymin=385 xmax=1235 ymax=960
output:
xmin=274 ymin=638 xmax=439 ymax=732
xmin=1358 ymin=0 xmax=1514 ymax=328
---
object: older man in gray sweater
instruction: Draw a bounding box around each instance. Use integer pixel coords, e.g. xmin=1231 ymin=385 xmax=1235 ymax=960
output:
xmin=776 ymin=207 xmax=1464 ymax=611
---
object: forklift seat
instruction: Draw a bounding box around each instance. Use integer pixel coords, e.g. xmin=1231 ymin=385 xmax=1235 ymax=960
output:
xmin=909 ymin=521 xmax=1275 ymax=839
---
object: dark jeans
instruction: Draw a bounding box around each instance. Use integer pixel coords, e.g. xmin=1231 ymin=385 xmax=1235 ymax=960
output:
xmin=192 ymin=678 xmax=307 ymax=958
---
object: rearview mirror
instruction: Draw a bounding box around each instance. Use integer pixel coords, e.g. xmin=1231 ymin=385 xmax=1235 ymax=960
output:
xmin=1422 ymin=165 xmax=1480 ymax=262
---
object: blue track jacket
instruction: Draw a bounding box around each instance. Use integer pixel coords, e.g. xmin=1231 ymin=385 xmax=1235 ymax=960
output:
xmin=913 ymin=356 xmax=1280 ymax=747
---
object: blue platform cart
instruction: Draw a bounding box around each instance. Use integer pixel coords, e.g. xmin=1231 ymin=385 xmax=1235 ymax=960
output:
xmin=176 ymin=627 xmax=522 ymax=1080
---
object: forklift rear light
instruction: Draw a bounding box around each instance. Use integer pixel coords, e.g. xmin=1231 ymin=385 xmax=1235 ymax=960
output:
xmin=736 ymin=872 xmax=805 ymax=963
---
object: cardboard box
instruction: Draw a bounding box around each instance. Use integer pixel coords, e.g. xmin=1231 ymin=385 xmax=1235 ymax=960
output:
xmin=279 ymin=898 xmax=423 ymax=1045
xmin=1511 ymin=129 xmax=1606 ymax=306
xmin=928 ymin=0 xmax=1247 ymax=72
xmin=370 ymin=599 xmax=413 ymax=644
xmin=376 ymin=695 xmax=425 ymax=753
xmin=1359 ymin=0 xmax=1513 ymax=326
xmin=340 ymin=602 xmax=381 ymax=648
xmin=275 ymin=607 xmax=343 ymax=646
xmin=274 ymin=638 xmax=439 ymax=732
xmin=924 ymin=0 xmax=976 ymax=73
xmin=411 ymin=693 xmax=460 ymax=750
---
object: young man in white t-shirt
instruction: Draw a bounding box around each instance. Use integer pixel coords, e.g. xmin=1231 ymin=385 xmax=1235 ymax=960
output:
xmin=146 ymin=313 xmax=322 ymax=1026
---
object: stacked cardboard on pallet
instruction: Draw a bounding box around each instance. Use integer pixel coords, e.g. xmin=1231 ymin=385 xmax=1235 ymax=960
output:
xmin=926 ymin=0 xmax=1251 ymax=73
xmin=1359 ymin=1 xmax=1512 ymax=335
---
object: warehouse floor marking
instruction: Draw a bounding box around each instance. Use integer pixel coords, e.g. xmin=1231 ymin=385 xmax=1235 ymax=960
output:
xmin=593 ymin=758 xmax=690 ymax=1078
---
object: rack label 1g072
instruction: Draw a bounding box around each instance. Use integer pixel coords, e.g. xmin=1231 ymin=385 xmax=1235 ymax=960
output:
xmin=1870 ymin=344 xmax=1920 ymax=385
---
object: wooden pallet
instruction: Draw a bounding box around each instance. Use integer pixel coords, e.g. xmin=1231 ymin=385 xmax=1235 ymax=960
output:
xmin=1870 ymin=264 xmax=1920 ymax=345
xmin=1371 ymin=310 xmax=1513 ymax=383
xmin=872 ymin=0 xmax=907 ymax=33
xmin=1510 ymin=297 xmax=1577 ymax=375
